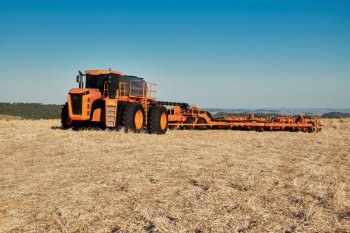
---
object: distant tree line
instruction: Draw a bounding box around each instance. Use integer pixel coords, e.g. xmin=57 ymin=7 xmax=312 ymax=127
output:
xmin=0 ymin=102 xmax=349 ymax=120
xmin=0 ymin=102 xmax=62 ymax=119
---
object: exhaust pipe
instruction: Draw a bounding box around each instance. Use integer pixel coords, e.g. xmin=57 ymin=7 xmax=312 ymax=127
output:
xmin=76 ymin=71 xmax=84 ymax=89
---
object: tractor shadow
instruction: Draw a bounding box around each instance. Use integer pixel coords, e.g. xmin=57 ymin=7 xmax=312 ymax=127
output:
xmin=51 ymin=126 xmax=64 ymax=130
xmin=50 ymin=125 xmax=107 ymax=131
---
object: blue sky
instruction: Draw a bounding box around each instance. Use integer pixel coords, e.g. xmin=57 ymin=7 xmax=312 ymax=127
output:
xmin=0 ymin=0 xmax=349 ymax=108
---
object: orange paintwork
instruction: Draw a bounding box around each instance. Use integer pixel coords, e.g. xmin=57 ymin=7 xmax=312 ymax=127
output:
xmin=135 ymin=110 xmax=144 ymax=129
xmin=160 ymin=112 xmax=167 ymax=130
xmin=91 ymin=108 xmax=101 ymax=122
xmin=68 ymin=88 xmax=102 ymax=121
xmin=85 ymin=69 xmax=123 ymax=75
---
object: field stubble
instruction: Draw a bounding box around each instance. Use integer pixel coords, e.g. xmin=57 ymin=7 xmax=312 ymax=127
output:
xmin=0 ymin=118 xmax=350 ymax=232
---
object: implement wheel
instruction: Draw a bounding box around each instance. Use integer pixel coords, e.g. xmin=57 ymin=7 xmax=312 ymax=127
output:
xmin=308 ymin=127 xmax=315 ymax=133
xmin=122 ymin=102 xmax=145 ymax=133
xmin=196 ymin=117 xmax=207 ymax=130
xmin=148 ymin=105 xmax=168 ymax=134
xmin=169 ymin=125 xmax=179 ymax=130
xmin=61 ymin=102 xmax=73 ymax=129
xmin=256 ymin=126 xmax=264 ymax=132
xmin=184 ymin=117 xmax=194 ymax=129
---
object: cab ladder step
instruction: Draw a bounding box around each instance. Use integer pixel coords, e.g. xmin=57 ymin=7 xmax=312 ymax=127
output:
xmin=105 ymin=100 xmax=117 ymax=128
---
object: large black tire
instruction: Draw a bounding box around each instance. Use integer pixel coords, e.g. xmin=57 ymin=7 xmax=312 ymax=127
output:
xmin=308 ymin=126 xmax=315 ymax=133
xmin=115 ymin=101 xmax=126 ymax=131
xmin=256 ymin=126 xmax=264 ymax=132
xmin=61 ymin=102 xmax=73 ymax=129
xmin=122 ymin=102 xmax=145 ymax=133
xmin=184 ymin=117 xmax=194 ymax=130
xmin=196 ymin=117 xmax=207 ymax=130
xmin=169 ymin=125 xmax=179 ymax=130
xmin=148 ymin=105 xmax=168 ymax=134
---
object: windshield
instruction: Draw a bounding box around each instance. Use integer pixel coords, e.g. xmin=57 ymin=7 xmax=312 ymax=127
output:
xmin=85 ymin=74 xmax=118 ymax=98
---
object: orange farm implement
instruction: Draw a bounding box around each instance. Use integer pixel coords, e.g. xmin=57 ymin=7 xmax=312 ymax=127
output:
xmin=163 ymin=102 xmax=320 ymax=132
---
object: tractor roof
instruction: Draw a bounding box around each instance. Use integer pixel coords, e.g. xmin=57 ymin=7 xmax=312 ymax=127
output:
xmin=85 ymin=69 xmax=123 ymax=75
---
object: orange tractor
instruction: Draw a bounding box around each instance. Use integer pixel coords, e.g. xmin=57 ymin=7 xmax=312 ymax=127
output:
xmin=61 ymin=69 xmax=168 ymax=134
xmin=62 ymin=69 xmax=321 ymax=133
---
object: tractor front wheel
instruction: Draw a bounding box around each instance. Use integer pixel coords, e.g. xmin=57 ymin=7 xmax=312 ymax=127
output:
xmin=61 ymin=102 xmax=73 ymax=129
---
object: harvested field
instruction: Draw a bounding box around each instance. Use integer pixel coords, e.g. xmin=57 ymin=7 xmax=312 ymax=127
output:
xmin=0 ymin=115 xmax=22 ymax=121
xmin=0 ymin=118 xmax=350 ymax=232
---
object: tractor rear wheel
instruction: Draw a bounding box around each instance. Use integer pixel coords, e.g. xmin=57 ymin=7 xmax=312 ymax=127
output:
xmin=61 ymin=102 xmax=73 ymax=129
xmin=148 ymin=105 xmax=168 ymax=134
xmin=122 ymin=102 xmax=145 ymax=133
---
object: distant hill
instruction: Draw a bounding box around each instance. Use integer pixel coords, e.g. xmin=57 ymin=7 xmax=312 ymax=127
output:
xmin=214 ymin=111 xmax=350 ymax=119
xmin=214 ymin=111 xmax=283 ymax=118
xmin=321 ymin=112 xmax=350 ymax=118
xmin=206 ymin=107 xmax=350 ymax=115
xmin=0 ymin=103 xmax=62 ymax=119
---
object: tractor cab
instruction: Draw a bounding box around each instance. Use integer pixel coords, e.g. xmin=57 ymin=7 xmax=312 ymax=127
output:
xmin=80 ymin=69 xmax=146 ymax=98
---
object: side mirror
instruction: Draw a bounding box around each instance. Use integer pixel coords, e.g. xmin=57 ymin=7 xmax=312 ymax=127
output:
xmin=76 ymin=75 xmax=81 ymax=83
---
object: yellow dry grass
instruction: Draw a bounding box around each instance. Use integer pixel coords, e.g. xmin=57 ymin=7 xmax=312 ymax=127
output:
xmin=0 ymin=118 xmax=350 ymax=232
xmin=0 ymin=115 xmax=22 ymax=121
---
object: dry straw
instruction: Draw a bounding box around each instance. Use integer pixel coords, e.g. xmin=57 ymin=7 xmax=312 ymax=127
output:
xmin=0 ymin=118 xmax=349 ymax=232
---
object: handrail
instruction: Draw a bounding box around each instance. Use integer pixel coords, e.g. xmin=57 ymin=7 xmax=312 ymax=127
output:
xmin=117 ymin=80 xmax=157 ymax=99
xmin=129 ymin=80 xmax=157 ymax=99
xmin=147 ymin=82 xmax=157 ymax=99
